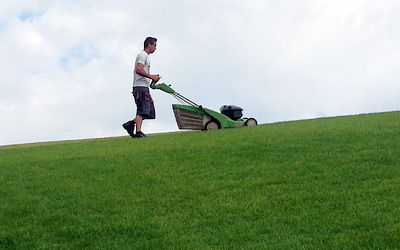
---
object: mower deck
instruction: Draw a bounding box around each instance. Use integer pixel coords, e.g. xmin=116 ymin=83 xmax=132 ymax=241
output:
xmin=172 ymin=104 xmax=254 ymax=130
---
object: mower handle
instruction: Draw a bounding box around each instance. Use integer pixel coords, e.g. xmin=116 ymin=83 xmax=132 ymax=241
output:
xmin=150 ymin=81 xmax=176 ymax=94
xmin=151 ymin=80 xmax=200 ymax=107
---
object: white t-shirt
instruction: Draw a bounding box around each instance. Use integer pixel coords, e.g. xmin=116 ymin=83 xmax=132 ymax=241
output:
xmin=133 ymin=51 xmax=151 ymax=88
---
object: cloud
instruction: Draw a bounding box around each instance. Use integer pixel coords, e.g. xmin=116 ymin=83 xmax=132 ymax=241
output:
xmin=0 ymin=0 xmax=399 ymax=145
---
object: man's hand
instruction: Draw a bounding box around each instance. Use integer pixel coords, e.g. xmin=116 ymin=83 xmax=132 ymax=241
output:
xmin=150 ymin=75 xmax=161 ymax=83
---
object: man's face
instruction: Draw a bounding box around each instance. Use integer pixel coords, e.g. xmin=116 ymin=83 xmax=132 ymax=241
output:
xmin=149 ymin=42 xmax=157 ymax=53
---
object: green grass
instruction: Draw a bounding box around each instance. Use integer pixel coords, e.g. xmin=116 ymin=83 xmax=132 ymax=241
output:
xmin=1 ymin=111 xmax=400 ymax=249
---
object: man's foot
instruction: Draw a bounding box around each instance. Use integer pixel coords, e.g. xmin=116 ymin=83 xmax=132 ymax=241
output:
xmin=134 ymin=131 xmax=146 ymax=138
xmin=122 ymin=120 xmax=135 ymax=138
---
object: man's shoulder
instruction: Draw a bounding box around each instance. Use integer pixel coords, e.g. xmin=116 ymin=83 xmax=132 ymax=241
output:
xmin=137 ymin=50 xmax=149 ymax=58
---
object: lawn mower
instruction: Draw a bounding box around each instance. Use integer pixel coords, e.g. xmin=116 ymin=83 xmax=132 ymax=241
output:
xmin=150 ymin=81 xmax=258 ymax=130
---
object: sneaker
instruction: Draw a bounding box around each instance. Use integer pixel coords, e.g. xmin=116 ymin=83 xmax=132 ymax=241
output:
xmin=134 ymin=131 xmax=146 ymax=138
xmin=122 ymin=120 xmax=135 ymax=138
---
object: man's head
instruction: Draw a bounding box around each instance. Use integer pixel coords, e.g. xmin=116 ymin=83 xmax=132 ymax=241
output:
xmin=144 ymin=37 xmax=157 ymax=53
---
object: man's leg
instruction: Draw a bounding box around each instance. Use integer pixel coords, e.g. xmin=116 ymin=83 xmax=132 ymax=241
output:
xmin=132 ymin=87 xmax=153 ymax=138
xmin=134 ymin=115 xmax=143 ymax=133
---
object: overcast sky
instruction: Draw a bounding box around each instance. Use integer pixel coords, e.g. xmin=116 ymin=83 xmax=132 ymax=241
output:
xmin=1 ymin=0 xmax=399 ymax=146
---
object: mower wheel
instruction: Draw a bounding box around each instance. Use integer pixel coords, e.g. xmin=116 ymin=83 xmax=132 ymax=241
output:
xmin=245 ymin=118 xmax=258 ymax=126
xmin=206 ymin=120 xmax=220 ymax=130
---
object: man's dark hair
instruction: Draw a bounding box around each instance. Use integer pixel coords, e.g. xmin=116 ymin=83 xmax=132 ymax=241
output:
xmin=144 ymin=37 xmax=157 ymax=49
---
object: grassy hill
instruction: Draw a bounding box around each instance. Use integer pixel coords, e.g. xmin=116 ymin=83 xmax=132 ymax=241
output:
xmin=1 ymin=111 xmax=400 ymax=249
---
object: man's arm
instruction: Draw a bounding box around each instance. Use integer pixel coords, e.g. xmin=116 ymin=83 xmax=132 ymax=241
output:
xmin=136 ymin=63 xmax=160 ymax=82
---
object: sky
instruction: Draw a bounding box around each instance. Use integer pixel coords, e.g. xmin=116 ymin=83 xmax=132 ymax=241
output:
xmin=0 ymin=0 xmax=399 ymax=146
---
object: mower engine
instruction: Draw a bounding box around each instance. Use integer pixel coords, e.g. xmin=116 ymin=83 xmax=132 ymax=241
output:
xmin=220 ymin=105 xmax=243 ymax=120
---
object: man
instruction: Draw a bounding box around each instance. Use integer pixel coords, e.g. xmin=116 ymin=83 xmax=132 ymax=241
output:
xmin=123 ymin=37 xmax=160 ymax=138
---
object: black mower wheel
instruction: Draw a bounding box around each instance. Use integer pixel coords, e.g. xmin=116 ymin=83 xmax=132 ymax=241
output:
xmin=206 ymin=120 xmax=220 ymax=131
xmin=245 ymin=118 xmax=258 ymax=126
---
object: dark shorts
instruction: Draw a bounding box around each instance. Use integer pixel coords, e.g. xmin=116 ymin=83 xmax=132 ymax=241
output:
xmin=132 ymin=87 xmax=155 ymax=119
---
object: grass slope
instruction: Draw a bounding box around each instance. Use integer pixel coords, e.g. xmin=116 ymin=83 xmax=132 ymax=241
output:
xmin=1 ymin=111 xmax=400 ymax=249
